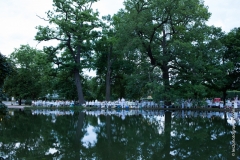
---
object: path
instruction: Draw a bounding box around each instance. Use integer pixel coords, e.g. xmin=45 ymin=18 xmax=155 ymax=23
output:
xmin=2 ymin=101 xmax=26 ymax=109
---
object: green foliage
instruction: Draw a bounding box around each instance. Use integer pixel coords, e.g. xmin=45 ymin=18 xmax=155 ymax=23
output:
xmin=226 ymin=90 xmax=240 ymax=99
xmin=24 ymin=99 xmax=32 ymax=105
xmin=220 ymin=27 xmax=240 ymax=89
xmin=113 ymin=0 xmax=213 ymax=102
xmin=53 ymin=68 xmax=78 ymax=100
xmin=0 ymin=53 xmax=13 ymax=102
xmin=3 ymin=45 xmax=52 ymax=100
xmin=3 ymin=0 xmax=240 ymax=103
xmin=0 ymin=102 xmax=8 ymax=114
xmin=35 ymin=0 xmax=101 ymax=104
xmin=0 ymin=53 xmax=13 ymax=87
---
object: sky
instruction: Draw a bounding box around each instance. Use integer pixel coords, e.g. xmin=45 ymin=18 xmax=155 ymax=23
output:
xmin=1 ymin=0 xmax=240 ymax=57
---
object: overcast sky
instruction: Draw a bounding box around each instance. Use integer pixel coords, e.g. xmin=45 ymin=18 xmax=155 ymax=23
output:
xmin=1 ymin=0 xmax=240 ymax=57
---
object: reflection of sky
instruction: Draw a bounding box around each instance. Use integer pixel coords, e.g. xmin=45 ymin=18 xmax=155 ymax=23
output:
xmin=81 ymin=125 xmax=97 ymax=148
xmin=46 ymin=148 xmax=58 ymax=155
xmin=222 ymin=111 xmax=239 ymax=125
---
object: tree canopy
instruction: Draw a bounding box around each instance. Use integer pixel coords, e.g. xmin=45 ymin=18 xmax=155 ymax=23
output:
xmin=2 ymin=0 xmax=240 ymax=104
xmin=0 ymin=53 xmax=13 ymax=87
xmin=3 ymin=45 xmax=52 ymax=104
xmin=0 ymin=52 xmax=13 ymax=103
xmin=35 ymin=0 xmax=101 ymax=104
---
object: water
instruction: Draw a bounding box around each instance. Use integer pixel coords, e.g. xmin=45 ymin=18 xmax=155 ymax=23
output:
xmin=0 ymin=109 xmax=239 ymax=160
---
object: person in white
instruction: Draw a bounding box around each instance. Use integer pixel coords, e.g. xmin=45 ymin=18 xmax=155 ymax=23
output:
xmin=121 ymin=98 xmax=125 ymax=108
xmin=234 ymin=96 xmax=238 ymax=108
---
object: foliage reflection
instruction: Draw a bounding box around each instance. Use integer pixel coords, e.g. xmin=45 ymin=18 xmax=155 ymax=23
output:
xmin=0 ymin=109 xmax=239 ymax=159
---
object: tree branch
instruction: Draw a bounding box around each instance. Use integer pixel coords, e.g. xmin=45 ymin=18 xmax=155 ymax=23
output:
xmin=36 ymin=15 xmax=50 ymax=22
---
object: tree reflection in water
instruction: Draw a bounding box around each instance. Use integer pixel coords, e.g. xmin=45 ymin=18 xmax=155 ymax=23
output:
xmin=0 ymin=109 xmax=239 ymax=159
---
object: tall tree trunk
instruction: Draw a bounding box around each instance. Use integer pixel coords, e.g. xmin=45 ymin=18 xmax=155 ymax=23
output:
xmin=105 ymin=45 xmax=112 ymax=101
xmin=18 ymin=98 xmax=22 ymax=105
xmin=0 ymin=88 xmax=2 ymax=103
xmin=161 ymin=28 xmax=171 ymax=106
xmin=163 ymin=111 xmax=172 ymax=159
xmin=75 ymin=111 xmax=84 ymax=159
xmin=73 ymin=45 xmax=85 ymax=105
xmin=74 ymin=69 xmax=85 ymax=105
xmin=222 ymin=89 xmax=227 ymax=106
xmin=106 ymin=115 xmax=112 ymax=158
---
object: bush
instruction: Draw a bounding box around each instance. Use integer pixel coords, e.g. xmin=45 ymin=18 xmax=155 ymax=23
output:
xmin=226 ymin=91 xmax=240 ymax=99
xmin=0 ymin=102 xmax=8 ymax=114
xmin=25 ymin=99 xmax=32 ymax=105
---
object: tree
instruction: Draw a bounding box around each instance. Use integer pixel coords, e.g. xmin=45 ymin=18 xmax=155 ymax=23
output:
xmin=94 ymin=15 xmax=129 ymax=101
xmin=220 ymin=27 xmax=240 ymax=91
xmin=94 ymin=16 xmax=115 ymax=101
xmin=0 ymin=53 xmax=13 ymax=88
xmin=0 ymin=53 xmax=13 ymax=102
xmin=3 ymin=45 xmax=52 ymax=105
xmin=35 ymin=0 xmax=101 ymax=104
xmin=169 ymin=26 xmax=224 ymax=101
xmin=114 ymin=0 xmax=211 ymax=105
xmin=197 ymin=27 xmax=240 ymax=104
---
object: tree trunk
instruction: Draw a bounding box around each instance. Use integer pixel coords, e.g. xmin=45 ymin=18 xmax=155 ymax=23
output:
xmin=105 ymin=45 xmax=112 ymax=101
xmin=161 ymin=28 xmax=171 ymax=106
xmin=0 ymin=88 xmax=2 ymax=103
xmin=74 ymin=69 xmax=85 ymax=105
xmin=75 ymin=111 xmax=84 ymax=159
xmin=163 ymin=111 xmax=172 ymax=159
xmin=71 ymin=44 xmax=85 ymax=105
xmin=106 ymin=115 xmax=112 ymax=158
xmin=18 ymin=98 xmax=22 ymax=105
xmin=222 ymin=89 xmax=227 ymax=106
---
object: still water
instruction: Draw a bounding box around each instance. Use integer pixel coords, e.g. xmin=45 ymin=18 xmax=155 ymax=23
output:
xmin=0 ymin=109 xmax=239 ymax=160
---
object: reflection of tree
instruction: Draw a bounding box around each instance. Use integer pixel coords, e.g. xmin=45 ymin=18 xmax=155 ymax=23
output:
xmin=0 ymin=110 xmax=90 ymax=159
xmin=52 ymin=111 xmax=92 ymax=159
xmin=0 ymin=109 xmax=239 ymax=159
xmin=0 ymin=110 xmax=56 ymax=159
xmin=106 ymin=114 xmax=112 ymax=159
xmin=74 ymin=111 xmax=84 ymax=159
xmin=170 ymin=110 xmax=236 ymax=159
xmin=94 ymin=113 xmax=166 ymax=159
xmin=162 ymin=111 xmax=172 ymax=159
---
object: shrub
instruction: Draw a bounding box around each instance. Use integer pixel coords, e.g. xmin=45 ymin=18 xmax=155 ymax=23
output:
xmin=0 ymin=102 xmax=8 ymax=114
xmin=25 ymin=99 xmax=32 ymax=105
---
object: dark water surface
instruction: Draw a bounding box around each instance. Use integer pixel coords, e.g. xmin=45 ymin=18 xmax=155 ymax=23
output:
xmin=0 ymin=109 xmax=239 ymax=160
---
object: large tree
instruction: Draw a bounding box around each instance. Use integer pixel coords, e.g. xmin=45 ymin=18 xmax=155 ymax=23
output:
xmin=3 ymin=45 xmax=52 ymax=105
xmin=35 ymin=0 xmax=100 ymax=104
xmin=114 ymin=0 xmax=211 ymax=104
xmin=0 ymin=53 xmax=12 ymax=85
xmin=207 ymin=27 xmax=240 ymax=102
xmin=170 ymin=26 xmax=224 ymax=101
xmin=221 ymin=27 xmax=240 ymax=91
xmin=94 ymin=15 xmax=134 ymax=101
xmin=0 ymin=52 xmax=13 ymax=103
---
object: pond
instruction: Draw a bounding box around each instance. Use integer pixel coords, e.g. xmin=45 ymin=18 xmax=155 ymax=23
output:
xmin=0 ymin=109 xmax=239 ymax=160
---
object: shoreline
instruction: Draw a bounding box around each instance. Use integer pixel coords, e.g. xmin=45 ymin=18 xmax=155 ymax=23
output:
xmin=2 ymin=101 xmax=239 ymax=112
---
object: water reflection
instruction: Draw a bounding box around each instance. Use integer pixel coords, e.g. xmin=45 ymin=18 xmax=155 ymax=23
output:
xmin=0 ymin=109 xmax=239 ymax=159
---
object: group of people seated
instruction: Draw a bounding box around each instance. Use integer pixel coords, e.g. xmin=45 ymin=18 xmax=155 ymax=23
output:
xmin=84 ymin=98 xmax=159 ymax=108
xmin=31 ymin=100 xmax=75 ymax=107
xmin=205 ymin=96 xmax=239 ymax=108
xmin=30 ymin=96 xmax=240 ymax=109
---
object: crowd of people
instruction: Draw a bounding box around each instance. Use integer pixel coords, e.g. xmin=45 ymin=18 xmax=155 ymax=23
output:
xmin=84 ymin=98 xmax=159 ymax=108
xmin=31 ymin=100 xmax=75 ymax=107
xmin=205 ymin=96 xmax=239 ymax=108
xmin=30 ymin=96 xmax=240 ymax=109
